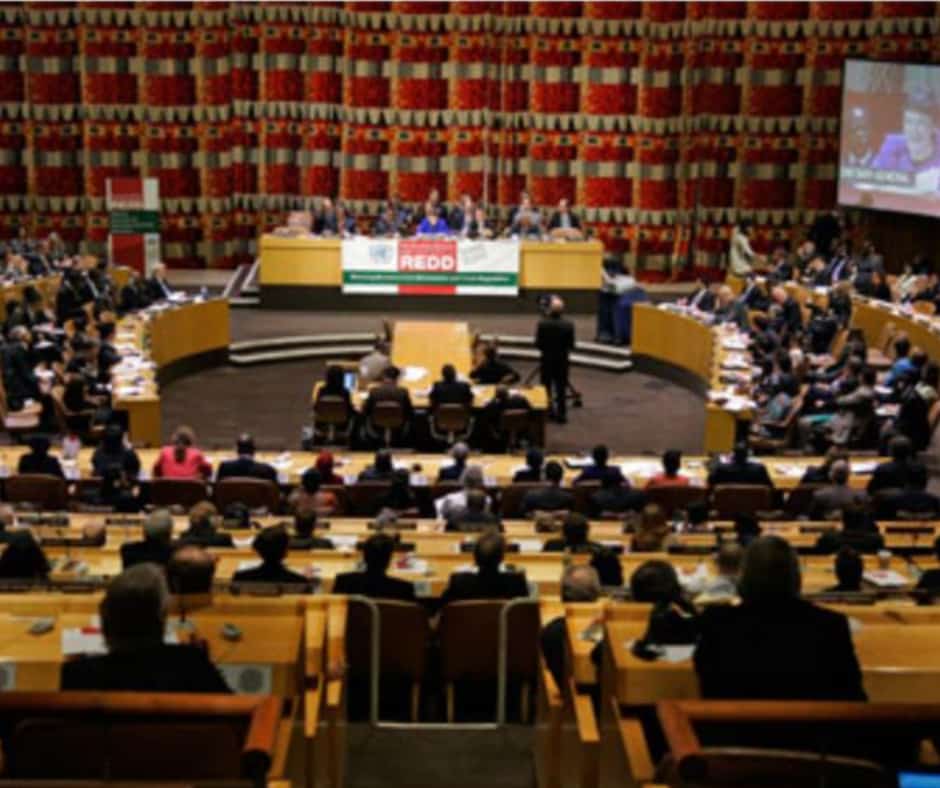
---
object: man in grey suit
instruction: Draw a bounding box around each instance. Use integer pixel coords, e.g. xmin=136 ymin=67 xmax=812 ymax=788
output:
xmin=810 ymin=460 xmax=869 ymax=520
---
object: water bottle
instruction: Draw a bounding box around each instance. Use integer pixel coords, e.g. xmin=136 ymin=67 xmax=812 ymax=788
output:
xmin=62 ymin=433 xmax=81 ymax=460
xmin=199 ymin=286 xmax=208 ymax=301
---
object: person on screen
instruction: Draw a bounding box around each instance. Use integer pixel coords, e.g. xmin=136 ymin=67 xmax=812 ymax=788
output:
xmin=416 ymin=204 xmax=450 ymax=235
xmin=842 ymin=105 xmax=876 ymax=167
xmin=872 ymin=91 xmax=940 ymax=174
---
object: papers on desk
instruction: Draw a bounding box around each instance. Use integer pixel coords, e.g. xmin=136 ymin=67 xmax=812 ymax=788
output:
xmin=719 ymin=396 xmax=756 ymax=413
xmin=62 ymin=625 xmax=179 ymax=656
xmin=329 ymin=534 xmax=359 ymax=550
xmin=393 ymin=555 xmax=429 ymax=574
xmin=625 ymin=640 xmax=695 ymax=664
xmin=850 ymin=461 xmax=878 ymax=475
xmin=237 ymin=561 xmax=261 ymax=572
xmin=875 ymin=385 xmax=893 ymax=398
xmin=771 ymin=463 xmax=807 ymax=478
xmin=61 ymin=461 xmax=80 ymax=481
xmin=720 ymin=337 xmax=749 ymax=352
xmin=513 ymin=539 xmax=544 ymax=554
xmin=619 ymin=460 xmax=661 ymax=478
xmin=232 ymin=537 xmax=254 ymax=549
xmin=401 ymin=366 xmax=427 ymax=383
xmin=863 ymin=570 xmax=908 ymax=588
xmin=877 ymin=404 xmax=900 ymax=418
xmin=720 ymin=354 xmax=751 ymax=371
xmin=564 ymin=456 xmax=593 ymax=469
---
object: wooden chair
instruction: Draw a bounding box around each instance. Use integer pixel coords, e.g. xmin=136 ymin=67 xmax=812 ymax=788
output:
xmin=648 ymin=700 xmax=940 ymax=788
xmin=749 ymin=391 xmax=805 ymax=454
xmin=214 ymin=477 xmax=281 ymax=513
xmin=49 ymin=385 xmax=104 ymax=444
xmin=345 ymin=482 xmax=392 ymax=516
xmin=429 ymin=404 xmax=473 ymax=446
xmin=0 ymin=380 xmax=41 ymax=438
xmin=5 ymin=474 xmax=68 ymax=510
xmin=313 ymin=395 xmax=352 ymax=445
xmin=571 ymin=482 xmax=600 ymax=515
xmin=499 ymin=483 xmax=547 ymax=518
xmin=644 ymin=485 xmax=708 ymax=518
xmin=499 ymin=408 xmax=531 ymax=451
xmin=149 ymin=478 xmax=209 ymax=509
xmin=367 ymin=401 xmax=406 ymax=447
xmin=345 ymin=598 xmax=430 ymax=722
xmin=0 ymin=691 xmax=280 ymax=785
xmin=711 ymin=484 xmax=775 ymax=519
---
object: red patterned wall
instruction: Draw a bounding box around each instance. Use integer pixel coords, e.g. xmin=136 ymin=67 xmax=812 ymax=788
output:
xmin=0 ymin=1 xmax=938 ymax=277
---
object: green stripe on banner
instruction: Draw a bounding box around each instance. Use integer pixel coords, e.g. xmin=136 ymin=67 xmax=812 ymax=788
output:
xmin=344 ymin=271 xmax=518 ymax=286
xmin=110 ymin=210 xmax=161 ymax=234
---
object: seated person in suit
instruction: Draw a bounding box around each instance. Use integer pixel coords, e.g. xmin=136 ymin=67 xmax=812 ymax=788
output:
xmin=629 ymin=560 xmax=698 ymax=646
xmin=883 ymin=463 xmax=940 ymax=519
xmin=540 ymin=564 xmax=601 ymax=691
xmin=315 ymin=364 xmax=353 ymax=420
xmin=375 ymin=469 xmax=419 ymax=515
xmin=867 ymin=435 xmax=922 ymax=496
xmin=358 ymin=340 xmax=390 ymax=385
xmin=445 ymin=488 xmax=502 ymax=533
xmin=590 ymin=473 xmax=646 ymax=518
xmin=543 ymin=512 xmax=603 ymax=554
xmin=232 ymin=525 xmax=310 ymax=587
xmin=470 ymin=344 xmax=520 ymax=385
xmin=429 ymin=363 xmax=473 ymax=410
xmin=166 ymin=545 xmax=217 ymax=595
xmin=92 ymin=423 xmax=141 ymax=484
xmin=826 ymin=546 xmax=864 ymax=593
xmin=61 ymin=563 xmax=230 ymax=692
xmin=645 ymin=449 xmax=690 ymax=489
xmin=694 ymin=535 xmax=866 ymax=700
xmin=178 ymin=501 xmax=233 ymax=548
xmin=574 ymin=445 xmax=624 ymax=485
xmin=416 ymin=203 xmax=450 ymax=235
xmin=362 ymin=366 xmax=413 ymax=437
xmin=916 ymin=537 xmax=940 ymax=596
xmin=799 ymin=446 xmax=848 ymax=485
xmin=692 ymin=544 xmax=742 ymax=604
xmin=810 ymin=460 xmax=869 ymax=519
xmin=435 ymin=465 xmax=492 ymax=521
xmin=17 ymin=434 xmax=64 ymax=478
xmin=358 ymin=448 xmax=395 ymax=482
xmin=145 ymin=261 xmax=174 ymax=302
xmin=437 ymin=441 xmax=469 ymax=482
xmin=630 ymin=504 xmax=673 ymax=553
xmin=815 ymin=505 xmax=884 ymax=554
xmin=153 ymin=425 xmax=212 ymax=480
xmin=289 ymin=467 xmax=339 ymax=516
xmin=216 ymin=433 xmax=277 ymax=483
xmin=332 ymin=532 xmax=415 ymax=601
xmin=546 ymin=197 xmax=582 ymax=239
xmin=0 ymin=530 xmax=50 ymax=582
xmin=512 ymin=447 xmax=544 ymax=483
xmin=0 ymin=504 xmax=16 ymax=544
xmin=482 ymin=385 xmax=532 ymax=448
xmin=440 ymin=531 xmax=529 ymax=604
xmin=120 ymin=508 xmax=174 ymax=569
xmin=707 ymin=442 xmax=773 ymax=488
xmin=521 ymin=461 xmax=574 ymax=515
xmin=289 ymin=506 xmax=334 ymax=550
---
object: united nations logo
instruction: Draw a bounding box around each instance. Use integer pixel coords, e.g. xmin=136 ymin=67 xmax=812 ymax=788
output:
xmin=370 ymin=244 xmax=393 ymax=264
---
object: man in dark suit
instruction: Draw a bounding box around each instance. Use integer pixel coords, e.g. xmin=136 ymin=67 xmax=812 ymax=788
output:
xmin=590 ymin=474 xmax=646 ymax=517
xmin=166 ymin=545 xmax=217 ymax=594
xmin=120 ymin=509 xmax=174 ymax=569
xmin=362 ymin=365 xmax=413 ymax=435
xmin=445 ymin=488 xmax=502 ymax=533
xmin=289 ymin=508 xmax=334 ymax=550
xmin=810 ymin=460 xmax=869 ymax=519
xmin=145 ymin=262 xmax=173 ymax=302
xmin=233 ymin=525 xmax=311 ymax=587
xmin=770 ymin=285 xmax=803 ymax=335
xmin=333 ymin=533 xmax=415 ymax=601
xmin=694 ymin=535 xmax=866 ymax=701
xmin=535 ymin=296 xmax=575 ymax=423
xmin=3 ymin=325 xmax=40 ymax=409
xmin=521 ymin=461 xmax=573 ymax=515
xmin=178 ymin=502 xmax=233 ymax=548
xmin=707 ymin=443 xmax=774 ymax=488
xmin=429 ymin=364 xmax=473 ymax=410
xmin=573 ymin=445 xmax=624 ymax=485
xmin=883 ymin=463 xmax=940 ymax=519
xmin=439 ymin=531 xmax=529 ymax=604
xmin=437 ymin=442 xmax=469 ymax=482
xmin=512 ymin=447 xmax=544 ymax=483
xmin=868 ymin=435 xmax=923 ymax=496
xmin=357 ymin=449 xmax=395 ymax=482
xmin=118 ymin=271 xmax=151 ymax=314
xmin=16 ymin=434 xmax=64 ymax=478
xmin=216 ymin=434 xmax=278 ymax=483
xmin=543 ymin=513 xmax=604 ymax=554
xmin=61 ymin=563 xmax=231 ymax=693
xmin=814 ymin=506 xmax=884 ymax=554
xmin=546 ymin=198 xmax=582 ymax=234
xmin=540 ymin=564 xmax=600 ymax=691
xmin=55 ymin=268 xmax=90 ymax=322
xmin=685 ymin=279 xmax=717 ymax=312
xmin=470 ymin=344 xmax=520 ymax=385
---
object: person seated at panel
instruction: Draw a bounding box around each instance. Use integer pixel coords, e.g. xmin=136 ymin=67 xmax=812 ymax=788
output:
xmin=166 ymin=545 xmax=217 ymax=595
xmin=92 ymin=423 xmax=141 ymax=482
xmin=358 ymin=449 xmax=396 ymax=482
xmin=289 ymin=506 xmax=334 ymax=550
xmin=825 ymin=546 xmax=864 ymax=593
xmin=445 ymin=488 xmax=502 ymax=533
xmin=289 ymin=467 xmax=339 ymax=515
xmin=120 ymin=508 xmax=175 ymax=569
xmin=439 ymin=531 xmax=528 ymax=605
xmin=629 ymin=504 xmax=674 ymax=553
xmin=815 ymin=505 xmax=884 ymax=554
xmin=437 ymin=442 xmax=470 ymax=482
xmin=372 ymin=203 xmax=401 ymax=237
xmin=467 ymin=206 xmax=494 ymax=239
xmin=872 ymin=89 xmax=940 ymax=177
xmin=867 ymin=435 xmax=923 ymax=496
xmin=711 ymin=285 xmax=749 ymax=332
xmin=509 ymin=208 xmax=543 ymax=239
xmin=435 ymin=465 xmax=492 ymax=521
xmin=512 ymin=447 xmax=544 ymax=483
xmin=681 ymin=277 xmax=717 ymax=312
xmin=362 ymin=365 xmax=413 ymax=436
xmin=118 ymin=269 xmax=151 ymax=313
xmin=645 ymin=449 xmax=690 ymax=489
xmin=693 ymin=544 xmax=743 ymax=604
xmin=153 ymin=425 xmax=212 ymax=480
xmin=521 ymin=461 xmax=573 ymax=515
xmin=315 ymin=450 xmax=344 ymax=486
xmin=61 ymin=563 xmax=230 ymax=693
xmin=178 ymin=501 xmax=233 ymax=548
xmin=449 ymin=193 xmax=475 ymax=236
xmin=707 ymin=442 xmax=774 ymax=488
xmin=334 ymin=202 xmax=357 ymax=237
xmin=0 ymin=531 xmax=50 ymax=583
xmin=546 ymin=197 xmax=583 ymax=239
xmin=233 ymin=525 xmax=310 ymax=587
xmin=573 ymin=444 xmax=624 ymax=485
xmin=810 ymin=460 xmax=869 ymax=519
xmin=216 ymin=433 xmax=277 ymax=483
xmin=145 ymin=261 xmax=173 ymax=302
xmin=471 ymin=344 xmax=520 ymax=385
xmin=359 ymin=340 xmax=390 ymax=385
xmin=315 ymin=364 xmax=354 ymax=419
xmin=375 ymin=469 xmax=419 ymax=516
xmin=332 ymin=532 xmax=415 ymax=601
xmin=543 ymin=512 xmax=605 ymax=555
xmin=799 ymin=446 xmax=848 ymax=485
xmin=430 ymin=363 xmax=473 ymax=413
xmin=694 ymin=536 xmax=866 ymax=701
xmin=883 ymin=463 xmax=940 ymax=519
xmin=16 ymin=434 xmax=64 ymax=478
xmin=540 ymin=564 xmax=601 ymax=691
xmin=314 ymin=197 xmax=338 ymax=235
xmin=416 ymin=203 xmax=450 ymax=235
xmin=590 ymin=473 xmax=646 ymax=518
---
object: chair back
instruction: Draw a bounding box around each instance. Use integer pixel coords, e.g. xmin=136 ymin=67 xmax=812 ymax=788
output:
xmin=346 ymin=598 xmax=430 ymax=681
xmin=644 ymin=485 xmax=708 ymax=518
xmin=215 ymin=478 xmax=281 ymax=513
xmin=0 ymin=691 xmax=279 ymax=784
xmin=5 ymin=475 xmax=68 ymax=510
xmin=346 ymin=483 xmax=392 ymax=516
xmin=499 ymin=408 xmax=530 ymax=436
xmin=499 ymin=483 xmax=546 ymax=518
xmin=711 ymin=484 xmax=774 ymax=518
xmin=433 ymin=404 xmax=471 ymax=433
xmin=372 ymin=401 xmax=405 ymax=430
xmin=784 ymin=484 xmax=823 ymax=518
xmin=571 ymin=482 xmax=600 ymax=515
xmin=314 ymin=395 xmax=350 ymax=426
xmin=150 ymin=478 xmax=209 ymax=509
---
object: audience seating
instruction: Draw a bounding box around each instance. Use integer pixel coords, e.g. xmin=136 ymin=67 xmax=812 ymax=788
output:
xmin=215 ymin=477 xmax=281 ymax=513
xmin=367 ymin=401 xmax=407 ymax=447
xmin=499 ymin=483 xmax=546 ymax=518
xmin=6 ymin=474 xmax=69 ymax=510
xmin=644 ymin=485 xmax=708 ymax=518
xmin=782 ymin=484 xmax=823 ymax=518
xmin=150 ymin=478 xmax=210 ymax=509
xmin=429 ymin=404 xmax=473 ymax=446
xmin=711 ymin=484 xmax=776 ymax=519
xmin=345 ymin=482 xmax=392 ymax=516
xmin=313 ymin=395 xmax=353 ymax=445
xmin=499 ymin=409 xmax=531 ymax=451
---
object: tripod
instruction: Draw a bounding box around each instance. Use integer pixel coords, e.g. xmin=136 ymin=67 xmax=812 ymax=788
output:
xmin=523 ymin=366 xmax=583 ymax=409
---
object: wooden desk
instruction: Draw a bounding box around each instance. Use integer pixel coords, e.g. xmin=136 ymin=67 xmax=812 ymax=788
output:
xmin=852 ymin=297 xmax=940 ymax=362
xmin=392 ymin=321 xmax=473 ymax=385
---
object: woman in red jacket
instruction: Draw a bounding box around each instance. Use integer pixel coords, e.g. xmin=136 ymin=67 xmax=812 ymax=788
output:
xmin=153 ymin=425 xmax=212 ymax=480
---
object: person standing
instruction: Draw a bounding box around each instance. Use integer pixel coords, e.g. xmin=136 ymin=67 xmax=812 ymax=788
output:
xmin=535 ymin=295 xmax=575 ymax=424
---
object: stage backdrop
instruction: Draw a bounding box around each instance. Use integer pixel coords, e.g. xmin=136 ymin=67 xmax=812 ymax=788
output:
xmin=0 ymin=2 xmax=938 ymax=278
